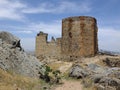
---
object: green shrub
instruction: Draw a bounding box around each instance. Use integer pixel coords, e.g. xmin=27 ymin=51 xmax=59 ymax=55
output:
xmin=40 ymin=65 xmax=62 ymax=84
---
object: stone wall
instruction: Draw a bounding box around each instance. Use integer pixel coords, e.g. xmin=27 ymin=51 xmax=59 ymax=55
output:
xmin=35 ymin=32 xmax=61 ymax=60
xmin=61 ymin=16 xmax=98 ymax=58
xmin=35 ymin=32 xmax=48 ymax=58
xmin=35 ymin=16 xmax=98 ymax=60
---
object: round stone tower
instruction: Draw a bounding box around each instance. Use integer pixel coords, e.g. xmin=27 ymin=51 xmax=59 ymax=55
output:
xmin=61 ymin=16 xmax=98 ymax=58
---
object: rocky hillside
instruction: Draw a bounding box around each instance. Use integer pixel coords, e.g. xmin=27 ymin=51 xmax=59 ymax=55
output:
xmin=0 ymin=31 xmax=120 ymax=90
xmin=69 ymin=55 xmax=120 ymax=90
xmin=0 ymin=31 xmax=45 ymax=78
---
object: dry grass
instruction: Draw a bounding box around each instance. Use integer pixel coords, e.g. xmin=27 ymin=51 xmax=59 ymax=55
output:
xmin=48 ymin=61 xmax=66 ymax=70
xmin=0 ymin=69 xmax=40 ymax=90
xmin=83 ymin=86 xmax=96 ymax=90
xmin=48 ymin=61 xmax=72 ymax=73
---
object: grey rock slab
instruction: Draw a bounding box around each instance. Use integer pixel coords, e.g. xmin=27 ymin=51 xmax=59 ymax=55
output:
xmin=0 ymin=32 xmax=45 ymax=78
xmin=69 ymin=65 xmax=88 ymax=78
xmin=0 ymin=31 xmax=19 ymax=45
xmin=87 ymin=64 xmax=108 ymax=74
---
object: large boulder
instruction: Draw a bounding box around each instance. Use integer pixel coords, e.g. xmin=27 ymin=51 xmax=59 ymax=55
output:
xmin=0 ymin=31 xmax=45 ymax=78
xmin=0 ymin=31 xmax=19 ymax=45
xmin=91 ymin=67 xmax=120 ymax=90
xmin=93 ymin=77 xmax=120 ymax=90
xmin=69 ymin=65 xmax=88 ymax=78
xmin=87 ymin=64 xmax=108 ymax=74
xmin=94 ymin=84 xmax=117 ymax=90
xmin=106 ymin=67 xmax=120 ymax=78
xmin=99 ymin=77 xmax=120 ymax=86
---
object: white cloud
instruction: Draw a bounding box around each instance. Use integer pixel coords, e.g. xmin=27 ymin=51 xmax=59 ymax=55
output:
xmin=22 ymin=2 xmax=52 ymax=14
xmin=29 ymin=21 xmax=61 ymax=36
xmin=0 ymin=0 xmax=91 ymax=20
xmin=98 ymin=27 xmax=120 ymax=52
xmin=0 ymin=0 xmax=26 ymax=20
xmin=2 ymin=20 xmax=61 ymax=37
xmin=14 ymin=30 xmax=33 ymax=34
xmin=22 ymin=1 xmax=91 ymax=14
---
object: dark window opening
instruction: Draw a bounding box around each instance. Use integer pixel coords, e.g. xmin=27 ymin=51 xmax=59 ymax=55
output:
xmin=69 ymin=32 xmax=72 ymax=38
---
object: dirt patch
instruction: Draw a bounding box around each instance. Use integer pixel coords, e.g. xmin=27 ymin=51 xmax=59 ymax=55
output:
xmin=54 ymin=80 xmax=82 ymax=90
xmin=58 ymin=62 xmax=72 ymax=73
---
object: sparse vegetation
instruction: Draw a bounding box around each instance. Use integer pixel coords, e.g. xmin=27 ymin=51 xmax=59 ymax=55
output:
xmin=40 ymin=65 xmax=62 ymax=85
xmin=0 ymin=68 xmax=40 ymax=90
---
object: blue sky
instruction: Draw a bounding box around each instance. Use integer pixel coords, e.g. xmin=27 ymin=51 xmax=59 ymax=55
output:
xmin=0 ymin=0 xmax=120 ymax=52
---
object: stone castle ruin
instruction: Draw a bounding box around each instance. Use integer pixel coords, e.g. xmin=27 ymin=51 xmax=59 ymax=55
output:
xmin=35 ymin=16 xmax=98 ymax=60
xmin=36 ymin=32 xmax=61 ymax=59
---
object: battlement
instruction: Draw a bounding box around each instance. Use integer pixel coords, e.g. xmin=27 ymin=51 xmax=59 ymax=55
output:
xmin=35 ymin=31 xmax=61 ymax=59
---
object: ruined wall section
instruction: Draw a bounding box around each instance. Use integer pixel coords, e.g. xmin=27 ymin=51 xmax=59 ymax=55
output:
xmin=36 ymin=16 xmax=98 ymax=60
xmin=62 ymin=16 xmax=98 ymax=58
xmin=35 ymin=32 xmax=48 ymax=58
xmin=45 ymin=38 xmax=61 ymax=58
xmin=35 ymin=32 xmax=61 ymax=60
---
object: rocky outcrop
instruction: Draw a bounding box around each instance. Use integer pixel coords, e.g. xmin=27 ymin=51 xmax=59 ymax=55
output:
xmin=0 ymin=31 xmax=21 ymax=48
xmin=90 ymin=66 xmax=120 ymax=89
xmin=69 ymin=62 xmax=120 ymax=90
xmin=69 ymin=65 xmax=88 ymax=78
xmin=0 ymin=31 xmax=45 ymax=78
xmin=87 ymin=64 xmax=108 ymax=74
xmin=103 ymin=57 xmax=120 ymax=67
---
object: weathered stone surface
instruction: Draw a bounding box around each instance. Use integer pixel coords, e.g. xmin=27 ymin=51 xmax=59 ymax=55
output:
xmin=92 ymin=67 xmax=120 ymax=90
xmin=69 ymin=65 xmax=88 ymax=78
xmin=103 ymin=57 xmax=120 ymax=67
xmin=0 ymin=31 xmax=45 ymax=78
xmin=94 ymin=84 xmax=116 ymax=90
xmin=70 ymin=62 xmax=120 ymax=90
xmin=0 ymin=31 xmax=19 ymax=45
xmin=99 ymin=77 xmax=120 ymax=86
xmin=87 ymin=64 xmax=108 ymax=74
xmin=93 ymin=77 xmax=120 ymax=90
xmin=35 ymin=16 xmax=98 ymax=61
xmin=62 ymin=16 xmax=98 ymax=58
xmin=35 ymin=31 xmax=61 ymax=60
xmin=106 ymin=68 xmax=120 ymax=78
xmin=91 ymin=74 xmax=104 ymax=83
